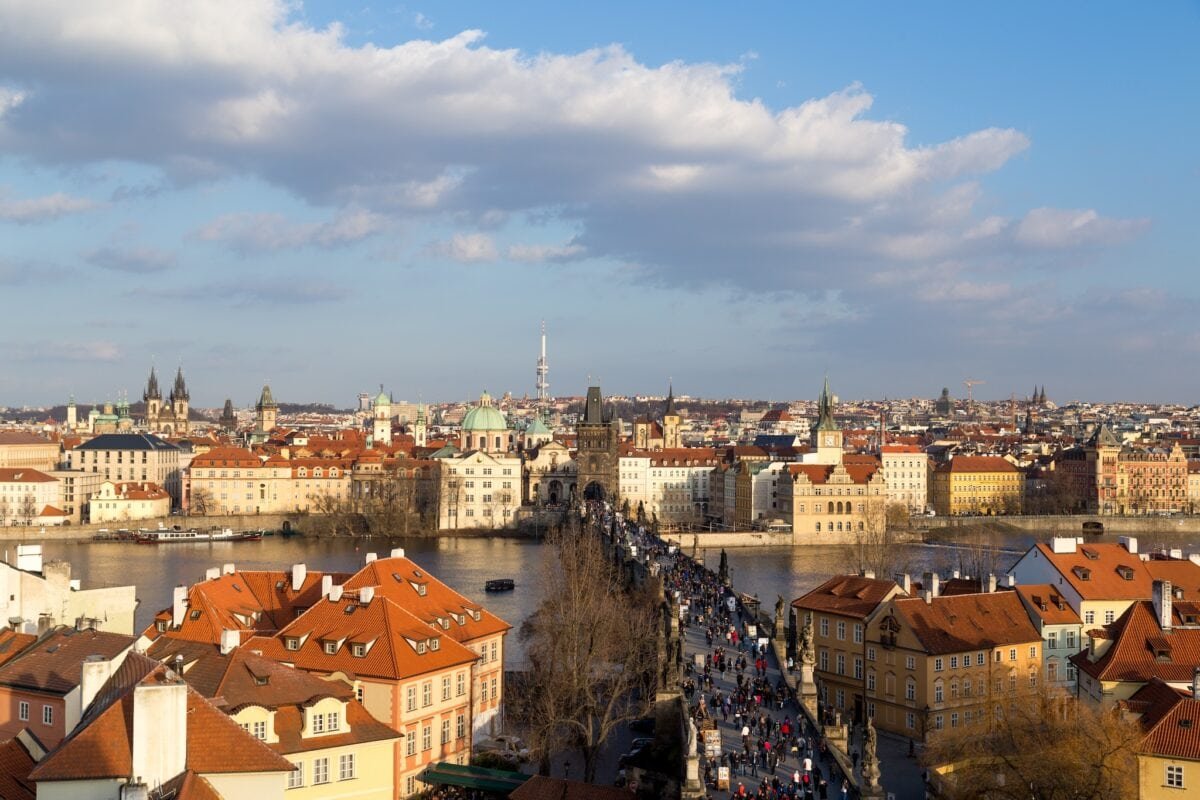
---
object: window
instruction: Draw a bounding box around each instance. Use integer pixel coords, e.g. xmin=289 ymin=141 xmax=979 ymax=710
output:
xmin=288 ymin=765 xmax=304 ymax=789
xmin=949 ymin=656 xmax=958 ymax=669
xmin=934 ymin=658 xmax=944 ymax=672
xmin=355 ymin=685 xmax=364 ymax=703
xmin=326 ymin=711 xmax=339 ymax=732
xmin=836 ymin=654 xmax=845 ymax=675
xmin=820 ymin=618 xmax=829 ymax=637
xmin=253 ymin=720 xmax=267 ymax=740
xmin=491 ymin=641 xmax=498 ymax=662
xmin=905 ymin=679 xmax=916 ymax=701
xmin=1066 ymin=631 xmax=1076 ymax=650
xmin=950 ymin=680 xmax=959 ymax=699
xmin=42 ymin=705 xmax=53 ymax=726
xmin=867 ymin=671 xmax=876 ymax=692
xmin=1104 ymin=610 xmax=1115 ymax=624
xmin=457 ymin=672 xmax=466 ymax=696
xmin=323 ymin=640 xmax=338 ymax=655
xmin=819 ymin=649 xmax=828 ymax=671
xmin=906 ymin=656 xmax=915 ymax=670
xmin=17 ymin=702 xmax=27 ymax=722
xmin=422 ymin=681 xmax=432 ymax=707
xmin=867 ymin=646 xmax=876 ymax=662
xmin=854 ymin=658 xmax=863 ymax=679
xmin=935 ymin=682 xmax=944 ymax=703
xmin=1029 ymin=646 xmax=1038 ymax=659
xmin=951 ymin=712 xmax=959 ymax=728
xmin=338 ymin=753 xmax=355 ymax=781
xmin=977 ymin=652 xmax=985 ymax=666
xmin=491 ymin=677 xmax=498 ymax=699
xmin=351 ymin=643 xmax=365 ymax=658
xmin=312 ymin=712 xmax=325 ymax=734
xmin=964 ymin=678 xmax=972 ymax=696
xmin=313 ymin=757 xmax=329 ymax=785
xmin=906 ymin=712 xmax=915 ymax=730
xmin=407 ymin=686 xmax=417 ymax=712
xmin=1084 ymin=611 xmax=1095 ymax=625
xmin=406 ymin=733 xmax=417 ymax=756
xmin=1048 ymin=632 xmax=1057 ymax=650
xmin=442 ymin=676 xmax=452 ymax=701
xmin=457 ymin=713 xmax=466 ymax=739
xmin=934 ymin=714 xmax=944 ymax=730
xmin=1009 ymin=648 xmax=1017 ymax=662
xmin=441 ymin=718 xmax=451 ymax=745
xmin=836 ymin=621 xmax=846 ymax=640
xmin=422 ymin=725 xmax=432 ymax=751
xmin=1166 ymin=764 xmax=1184 ymax=788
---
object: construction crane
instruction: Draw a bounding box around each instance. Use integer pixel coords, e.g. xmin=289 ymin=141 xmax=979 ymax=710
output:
xmin=963 ymin=378 xmax=985 ymax=406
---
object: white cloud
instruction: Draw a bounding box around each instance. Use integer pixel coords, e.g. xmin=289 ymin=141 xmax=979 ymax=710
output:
xmin=0 ymin=189 xmax=96 ymax=223
xmin=195 ymin=208 xmax=387 ymax=253
xmin=506 ymin=242 xmax=585 ymax=263
xmin=86 ymin=244 xmax=176 ymax=273
xmin=413 ymin=12 xmax=433 ymax=31
xmin=1014 ymin=208 xmax=1150 ymax=249
xmin=431 ymin=232 xmax=497 ymax=262
xmin=0 ymin=86 xmax=24 ymax=119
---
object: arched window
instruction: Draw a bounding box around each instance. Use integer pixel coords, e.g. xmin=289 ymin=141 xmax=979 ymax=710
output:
xmin=828 ymin=501 xmax=835 ymax=514
xmin=815 ymin=522 xmax=821 ymax=532
xmin=858 ymin=522 xmax=864 ymax=531
xmin=836 ymin=501 xmax=843 ymax=514
xmin=495 ymin=436 xmax=501 ymax=450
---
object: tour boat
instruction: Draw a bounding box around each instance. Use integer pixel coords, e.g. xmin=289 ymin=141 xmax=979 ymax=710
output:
xmin=484 ymin=578 xmax=515 ymax=592
xmin=135 ymin=526 xmax=259 ymax=544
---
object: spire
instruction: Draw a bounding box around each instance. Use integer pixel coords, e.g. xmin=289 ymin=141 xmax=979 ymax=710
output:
xmin=664 ymin=383 xmax=677 ymax=416
xmin=144 ymin=367 xmax=161 ymax=401
xmin=816 ymin=376 xmax=838 ymax=431
xmin=170 ymin=366 xmax=189 ymax=402
xmin=257 ymin=384 xmax=276 ymax=409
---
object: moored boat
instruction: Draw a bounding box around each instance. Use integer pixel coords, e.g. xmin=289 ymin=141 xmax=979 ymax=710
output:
xmin=135 ymin=526 xmax=260 ymax=544
xmin=485 ymin=578 xmax=515 ymax=592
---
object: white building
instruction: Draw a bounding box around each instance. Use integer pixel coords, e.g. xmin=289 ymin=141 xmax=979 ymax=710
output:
xmin=880 ymin=444 xmax=929 ymax=513
xmin=0 ymin=544 xmax=137 ymax=634
xmin=438 ymin=449 xmax=522 ymax=530
xmin=89 ymin=480 xmax=172 ymax=523
xmin=68 ymin=433 xmax=183 ymax=505
xmin=619 ymin=448 xmax=719 ymax=526
xmin=0 ymin=467 xmax=62 ymax=526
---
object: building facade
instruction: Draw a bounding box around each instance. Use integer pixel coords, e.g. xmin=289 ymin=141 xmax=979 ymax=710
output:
xmin=930 ymin=455 xmax=1022 ymax=516
xmin=69 ymin=433 xmax=183 ymax=505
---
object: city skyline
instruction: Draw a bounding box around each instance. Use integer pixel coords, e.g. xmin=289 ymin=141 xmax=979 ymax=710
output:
xmin=1 ymin=2 xmax=1197 ymax=404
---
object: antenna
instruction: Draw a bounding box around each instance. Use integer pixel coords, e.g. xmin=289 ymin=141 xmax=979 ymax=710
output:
xmin=536 ymin=321 xmax=550 ymax=405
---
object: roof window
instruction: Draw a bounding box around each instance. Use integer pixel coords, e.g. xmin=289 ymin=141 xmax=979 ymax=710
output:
xmin=351 ymin=643 xmax=366 ymax=658
xmin=1081 ymin=548 xmax=1099 ymax=560
xmin=1072 ymin=566 xmax=1091 ymax=581
xmin=323 ymin=640 xmax=338 ymax=655
xmin=1116 ymin=565 xmax=1135 ymax=581
xmin=430 ymin=638 xmax=440 ymax=651
xmin=189 ymin=609 xmax=202 ymax=620
xmin=285 ymin=637 xmax=300 ymax=651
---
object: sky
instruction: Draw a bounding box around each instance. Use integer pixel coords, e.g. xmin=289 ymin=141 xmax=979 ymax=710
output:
xmin=0 ymin=1 xmax=1197 ymax=408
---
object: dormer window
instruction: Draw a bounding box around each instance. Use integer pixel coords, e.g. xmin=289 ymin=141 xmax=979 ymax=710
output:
xmin=351 ymin=643 xmax=366 ymax=657
xmin=430 ymin=638 xmax=440 ymax=651
xmin=416 ymin=641 xmax=427 ymax=655
xmin=323 ymin=640 xmax=338 ymax=655
xmin=156 ymin=620 xmax=168 ymax=632
xmin=1116 ymin=565 xmax=1135 ymax=581
xmin=1073 ymin=566 xmax=1091 ymax=581
xmin=285 ymin=637 xmax=300 ymax=651
xmin=189 ymin=609 xmax=202 ymax=620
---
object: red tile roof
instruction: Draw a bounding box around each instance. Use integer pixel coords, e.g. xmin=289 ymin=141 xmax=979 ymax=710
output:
xmin=938 ymin=456 xmax=1019 ymax=473
xmin=889 ymin=592 xmax=1041 ymax=654
xmin=0 ymin=736 xmax=35 ymax=800
xmin=1014 ymin=584 xmax=1082 ymax=626
xmin=0 ymin=631 xmax=36 ymax=668
xmin=1130 ymin=679 xmax=1200 ymax=760
xmin=0 ymin=468 xmax=56 ymax=484
xmin=1073 ymin=602 xmax=1200 ymax=685
xmin=1031 ymin=542 xmax=1200 ymax=601
xmin=0 ymin=627 xmax=134 ymax=695
xmin=793 ymin=575 xmax=903 ymax=619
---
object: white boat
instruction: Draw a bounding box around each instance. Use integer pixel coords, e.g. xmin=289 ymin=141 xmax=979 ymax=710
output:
xmin=135 ymin=526 xmax=245 ymax=544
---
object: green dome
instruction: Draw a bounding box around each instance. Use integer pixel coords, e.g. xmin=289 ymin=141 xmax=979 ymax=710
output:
xmin=374 ymin=389 xmax=390 ymax=406
xmin=526 ymin=416 xmax=551 ymax=436
xmin=462 ymin=391 xmax=509 ymax=431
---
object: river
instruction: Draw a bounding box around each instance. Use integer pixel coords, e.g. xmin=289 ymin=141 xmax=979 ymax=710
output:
xmin=11 ymin=527 xmax=1200 ymax=668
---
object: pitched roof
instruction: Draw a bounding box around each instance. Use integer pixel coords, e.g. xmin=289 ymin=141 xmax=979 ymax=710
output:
xmin=890 ymin=592 xmax=1041 ymax=654
xmin=29 ymin=653 xmax=294 ymax=782
xmin=937 ymin=455 xmax=1019 ymax=473
xmin=793 ymin=575 xmax=902 ymax=619
xmin=188 ymin=447 xmax=262 ymax=468
xmin=1028 ymin=542 xmax=1200 ymax=601
xmin=0 ymin=736 xmax=36 ymax=800
xmin=74 ymin=433 xmax=180 ymax=452
xmin=0 ymin=469 xmax=56 ymax=484
xmin=1130 ymin=679 xmax=1200 ymax=760
xmin=1073 ymin=601 xmax=1200 ymax=685
xmin=1013 ymin=584 xmax=1082 ymax=626
xmin=0 ymin=630 xmax=37 ymax=668
xmin=0 ymin=627 xmax=134 ymax=695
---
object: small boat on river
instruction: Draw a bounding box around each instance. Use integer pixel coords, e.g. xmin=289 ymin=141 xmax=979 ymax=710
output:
xmin=135 ymin=526 xmax=262 ymax=544
xmin=485 ymin=578 xmax=515 ymax=592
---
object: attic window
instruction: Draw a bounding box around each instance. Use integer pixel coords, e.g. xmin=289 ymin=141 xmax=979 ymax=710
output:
xmin=392 ymin=572 xmax=403 ymax=583
xmin=351 ymin=643 xmax=366 ymax=658
xmin=1181 ymin=719 xmax=1194 ymax=729
xmin=416 ymin=641 xmax=427 ymax=655
xmin=471 ymin=610 xmax=481 ymax=622
xmin=232 ymin=583 xmax=242 ymax=592
xmin=440 ymin=618 xmax=450 ymax=630
xmin=429 ymin=638 xmax=440 ymax=651
xmin=275 ymin=580 xmax=285 ymax=590
xmin=189 ymin=609 xmax=202 ymax=620
xmin=323 ymin=640 xmax=338 ymax=655
xmin=156 ymin=620 xmax=168 ymax=632
xmin=1116 ymin=565 xmax=1135 ymax=581
xmin=413 ymin=569 xmax=423 ymax=578
xmin=285 ymin=637 xmax=300 ymax=651
xmin=1073 ymin=566 xmax=1091 ymax=581
xmin=1081 ymin=548 xmax=1099 ymax=560
xmin=344 ymin=604 xmax=356 ymax=615
xmin=254 ymin=674 xmax=268 ymax=686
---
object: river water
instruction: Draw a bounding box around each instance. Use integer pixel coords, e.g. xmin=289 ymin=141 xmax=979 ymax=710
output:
xmin=12 ymin=527 xmax=1200 ymax=668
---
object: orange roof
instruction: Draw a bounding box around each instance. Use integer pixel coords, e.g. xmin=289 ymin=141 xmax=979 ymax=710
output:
xmin=0 ymin=736 xmax=35 ymax=800
xmin=794 ymin=575 xmax=903 ymax=619
xmin=1013 ymin=584 xmax=1082 ymax=626
xmin=938 ymin=456 xmax=1019 ymax=473
xmin=37 ymin=505 xmax=66 ymax=517
xmin=189 ymin=446 xmax=261 ymax=468
xmin=1031 ymin=542 xmax=1200 ymax=601
xmin=0 ymin=630 xmax=36 ymax=668
xmin=881 ymin=444 xmax=923 ymax=454
xmin=0 ymin=627 xmax=133 ymax=695
xmin=1130 ymin=679 xmax=1200 ymax=760
xmin=1073 ymin=602 xmax=1200 ymax=685
xmin=29 ymin=654 xmax=293 ymax=782
xmin=889 ymin=592 xmax=1041 ymax=654
xmin=0 ymin=468 xmax=56 ymax=484
xmin=786 ymin=461 xmax=879 ymax=485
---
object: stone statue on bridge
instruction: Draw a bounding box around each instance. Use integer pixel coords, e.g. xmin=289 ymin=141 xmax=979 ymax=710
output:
xmin=860 ymin=716 xmax=882 ymax=794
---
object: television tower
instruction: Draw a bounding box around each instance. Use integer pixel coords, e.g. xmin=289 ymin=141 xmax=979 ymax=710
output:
xmin=535 ymin=320 xmax=550 ymax=405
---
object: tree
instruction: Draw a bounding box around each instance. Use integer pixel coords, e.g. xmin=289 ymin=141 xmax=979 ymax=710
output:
xmin=18 ymin=494 xmax=38 ymax=526
xmin=512 ymin=519 xmax=657 ymax=781
xmin=842 ymin=499 xmax=906 ymax=578
xmin=189 ymin=486 xmax=215 ymax=516
xmin=922 ymin=686 xmax=1140 ymax=800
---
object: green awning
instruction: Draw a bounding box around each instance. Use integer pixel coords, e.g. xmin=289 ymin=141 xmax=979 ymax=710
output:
xmin=417 ymin=762 xmax=530 ymax=793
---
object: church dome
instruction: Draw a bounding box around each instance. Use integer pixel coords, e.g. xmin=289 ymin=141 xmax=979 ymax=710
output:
xmin=374 ymin=389 xmax=390 ymax=407
xmin=462 ymin=391 xmax=508 ymax=432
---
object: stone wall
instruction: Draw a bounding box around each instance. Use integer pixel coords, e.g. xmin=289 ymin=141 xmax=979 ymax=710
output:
xmin=914 ymin=513 xmax=1200 ymax=536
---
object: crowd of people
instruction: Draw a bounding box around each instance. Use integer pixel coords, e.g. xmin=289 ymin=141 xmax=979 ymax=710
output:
xmin=590 ymin=502 xmax=858 ymax=799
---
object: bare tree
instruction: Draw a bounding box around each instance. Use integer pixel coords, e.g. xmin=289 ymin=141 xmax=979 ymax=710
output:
xmin=512 ymin=519 xmax=657 ymax=781
xmin=0 ymin=497 xmax=9 ymax=527
xmin=18 ymin=494 xmax=38 ymax=526
xmin=923 ymin=686 xmax=1140 ymax=800
xmin=842 ymin=499 xmax=906 ymax=578
xmin=189 ymin=486 xmax=214 ymax=516
xmin=304 ymin=493 xmax=362 ymax=538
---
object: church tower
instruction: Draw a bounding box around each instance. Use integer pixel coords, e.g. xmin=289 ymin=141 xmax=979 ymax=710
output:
xmin=169 ymin=367 xmax=190 ymax=434
xmin=256 ymin=384 xmax=278 ymax=433
xmin=814 ymin=377 xmax=844 ymax=465
xmin=414 ymin=404 xmax=428 ymax=448
xmin=143 ymin=367 xmax=161 ymax=429
xmin=66 ymin=396 xmax=77 ymax=430
xmin=662 ymin=384 xmax=681 ymax=449
xmin=220 ymin=399 xmax=237 ymax=431
xmin=372 ymin=386 xmax=393 ymax=448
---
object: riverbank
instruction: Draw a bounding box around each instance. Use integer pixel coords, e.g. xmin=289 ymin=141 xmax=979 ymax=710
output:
xmin=662 ymin=528 xmax=926 ymax=549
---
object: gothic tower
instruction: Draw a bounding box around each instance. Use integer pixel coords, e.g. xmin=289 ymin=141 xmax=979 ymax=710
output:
xmin=414 ymin=404 xmax=428 ymax=448
xmin=372 ymin=386 xmax=393 ymax=448
xmin=662 ymin=384 xmax=681 ymax=449
xmin=220 ymin=399 xmax=237 ymax=431
xmin=144 ymin=367 xmax=162 ymax=428
xmin=169 ymin=367 xmax=190 ymax=434
xmin=814 ymin=377 xmax=844 ymax=465
xmin=575 ymin=385 xmax=620 ymax=502
xmin=256 ymin=384 xmax=278 ymax=433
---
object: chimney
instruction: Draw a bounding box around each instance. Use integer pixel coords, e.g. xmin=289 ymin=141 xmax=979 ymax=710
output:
xmin=119 ymin=780 xmax=149 ymax=800
xmin=923 ymin=572 xmax=940 ymax=599
xmin=131 ymin=677 xmax=187 ymax=788
xmin=321 ymin=574 xmax=333 ymax=598
xmin=364 ymin=552 xmax=378 ymax=564
xmin=1050 ymin=537 xmax=1077 ymax=554
xmin=204 ymin=567 xmax=220 ymax=581
xmin=1193 ymin=667 xmax=1200 ymax=701
xmin=1153 ymin=580 xmax=1173 ymax=632
xmin=171 ymin=586 xmax=187 ymax=628
xmin=987 ymin=574 xmax=997 ymax=594
xmin=895 ymin=573 xmax=912 ymax=595
xmin=80 ymin=653 xmax=120 ymax=716
xmin=1006 ymin=574 xmax=1016 ymax=588
xmin=1119 ymin=536 xmax=1137 ymax=555
xmin=222 ymin=563 xmax=235 ymax=575
xmin=329 ymin=584 xmax=344 ymax=602
xmin=862 ymin=569 xmax=875 ymax=580
xmin=1170 ymin=549 xmax=1183 ymax=561
xmin=952 ymin=569 xmax=961 ymax=579
xmin=220 ymin=629 xmax=239 ymax=656
xmin=923 ymin=588 xmax=933 ymax=605
xmin=390 ymin=547 xmax=405 ymax=559
xmin=291 ymin=563 xmax=306 ymax=592
xmin=359 ymin=586 xmax=375 ymax=605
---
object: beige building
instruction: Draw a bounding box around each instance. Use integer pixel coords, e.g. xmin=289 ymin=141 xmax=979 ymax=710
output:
xmin=0 ymin=467 xmax=62 ymax=526
xmin=866 ymin=590 xmax=1043 ymax=743
xmin=89 ymin=480 xmax=172 ymax=523
xmin=0 ymin=431 xmax=60 ymax=470
xmin=777 ymin=459 xmax=888 ymax=538
xmin=618 ymin=448 xmax=719 ymax=527
xmin=68 ymin=432 xmax=183 ymax=505
xmin=186 ymin=447 xmax=352 ymax=515
xmin=438 ymin=449 xmax=521 ymax=530
xmin=46 ymin=468 xmax=104 ymax=524
xmin=522 ymin=440 xmax=575 ymax=505
xmin=880 ymin=444 xmax=929 ymax=513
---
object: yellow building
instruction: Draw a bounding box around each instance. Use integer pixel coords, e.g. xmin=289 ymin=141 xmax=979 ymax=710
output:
xmin=865 ymin=590 xmax=1043 ymax=743
xmin=186 ymin=446 xmax=352 ymax=515
xmin=1128 ymin=678 xmax=1200 ymax=799
xmin=777 ymin=459 xmax=888 ymax=539
xmin=930 ymin=455 xmax=1022 ymax=516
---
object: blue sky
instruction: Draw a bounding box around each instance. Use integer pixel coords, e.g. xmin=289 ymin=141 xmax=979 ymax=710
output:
xmin=0 ymin=1 xmax=1196 ymax=408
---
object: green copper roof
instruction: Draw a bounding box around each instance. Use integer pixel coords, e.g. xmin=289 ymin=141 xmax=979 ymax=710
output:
xmin=462 ymin=391 xmax=509 ymax=431
xmin=526 ymin=415 xmax=551 ymax=436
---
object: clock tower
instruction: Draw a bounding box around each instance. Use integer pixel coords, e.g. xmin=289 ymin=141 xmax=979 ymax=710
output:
xmin=814 ymin=377 xmax=843 ymax=465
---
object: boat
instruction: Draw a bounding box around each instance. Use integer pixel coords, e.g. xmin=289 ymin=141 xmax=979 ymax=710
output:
xmin=485 ymin=579 xmax=515 ymax=592
xmin=135 ymin=526 xmax=260 ymax=544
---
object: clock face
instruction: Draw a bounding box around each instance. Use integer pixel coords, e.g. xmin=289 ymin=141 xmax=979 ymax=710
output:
xmin=824 ymin=434 xmax=835 ymax=446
